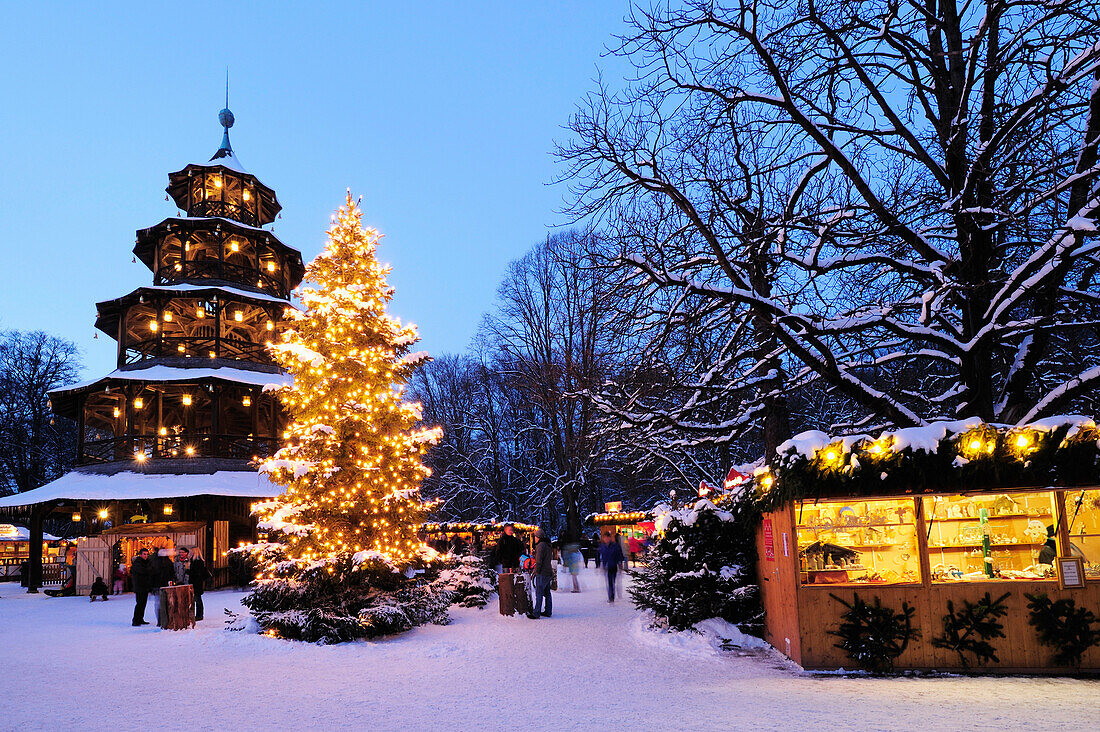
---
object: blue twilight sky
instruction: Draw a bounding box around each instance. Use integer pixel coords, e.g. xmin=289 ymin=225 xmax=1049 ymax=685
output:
xmin=0 ymin=2 xmax=631 ymax=378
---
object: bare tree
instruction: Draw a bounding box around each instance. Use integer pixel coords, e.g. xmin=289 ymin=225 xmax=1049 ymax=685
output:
xmin=561 ymin=0 xmax=1100 ymax=439
xmin=0 ymin=331 xmax=82 ymax=495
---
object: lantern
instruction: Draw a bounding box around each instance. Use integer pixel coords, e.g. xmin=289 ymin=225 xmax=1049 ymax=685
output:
xmin=133 ymin=397 xmax=143 ymax=410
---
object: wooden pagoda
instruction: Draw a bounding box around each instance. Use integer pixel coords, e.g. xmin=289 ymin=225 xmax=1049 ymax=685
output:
xmin=0 ymin=106 xmax=300 ymax=591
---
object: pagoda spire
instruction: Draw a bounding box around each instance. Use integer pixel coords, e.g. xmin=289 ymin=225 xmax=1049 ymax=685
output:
xmin=212 ymin=70 xmax=236 ymax=163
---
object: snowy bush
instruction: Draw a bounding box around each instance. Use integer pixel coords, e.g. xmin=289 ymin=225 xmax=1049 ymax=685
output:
xmin=436 ymin=555 xmax=496 ymax=609
xmin=241 ymin=549 xmax=452 ymax=644
xmin=630 ymin=494 xmax=763 ymax=635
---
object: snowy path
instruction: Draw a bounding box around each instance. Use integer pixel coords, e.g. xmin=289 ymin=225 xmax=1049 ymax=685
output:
xmin=1 ymin=568 xmax=1096 ymax=731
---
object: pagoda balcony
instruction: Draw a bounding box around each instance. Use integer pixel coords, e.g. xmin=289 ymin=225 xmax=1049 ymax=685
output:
xmin=122 ymin=335 xmax=274 ymax=368
xmin=80 ymin=433 xmax=279 ymax=466
xmin=186 ymin=199 xmax=258 ymax=227
xmin=155 ymin=259 xmax=290 ymax=299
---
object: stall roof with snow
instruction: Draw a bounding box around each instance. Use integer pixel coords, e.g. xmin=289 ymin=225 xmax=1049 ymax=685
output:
xmin=0 ymin=470 xmax=283 ymax=508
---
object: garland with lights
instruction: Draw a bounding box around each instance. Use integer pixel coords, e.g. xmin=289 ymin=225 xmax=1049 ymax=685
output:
xmin=755 ymin=418 xmax=1100 ymax=512
xmin=240 ymin=193 xmax=450 ymax=642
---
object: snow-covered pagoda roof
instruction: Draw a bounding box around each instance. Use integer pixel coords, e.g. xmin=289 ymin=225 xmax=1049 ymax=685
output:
xmin=48 ymin=364 xmax=292 ymax=419
xmin=94 ymin=283 xmax=293 ymax=337
xmin=0 ymin=470 xmax=283 ymax=508
xmin=0 ymin=523 xmax=59 ymax=541
xmin=133 ymin=217 xmax=304 ymax=281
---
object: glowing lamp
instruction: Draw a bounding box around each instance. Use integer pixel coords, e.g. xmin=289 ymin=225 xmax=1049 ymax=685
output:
xmin=72 ymin=512 xmax=81 ymax=522
xmin=969 ymin=439 xmax=982 ymax=451
xmin=234 ymin=311 xmax=244 ymax=322
xmin=133 ymin=398 xmax=144 ymax=410
xmin=174 ymin=264 xmax=182 ymax=271
xmin=113 ymin=408 xmax=121 ymax=418
xmin=230 ymin=240 xmax=239 ymax=253
xmin=209 ymin=351 xmax=216 ymax=359
xmin=159 ymin=427 xmax=168 ymax=436
xmin=163 ymin=504 xmax=173 ymax=516
xmin=97 ymin=509 xmax=108 ymax=520
xmin=243 ymin=189 xmax=251 ymax=201
xmin=214 ymin=176 xmax=222 ymax=188
xmin=164 ymin=312 xmax=172 ymax=322
xmin=825 ymin=450 xmax=837 ymax=462
xmin=1016 ymin=434 xmax=1029 ymax=448
xmin=185 ymin=445 xmax=195 ymax=456
xmin=242 ymin=396 xmax=252 ymax=407
xmin=149 ymin=320 xmax=158 ymax=332
xmin=196 ymin=308 xmax=205 ymax=319
xmin=267 ymin=261 xmax=276 ymax=272
xmin=182 ymin=394 xmax=192 ymax=406
xmin=134 ymin=452 xmax=146 ymax=462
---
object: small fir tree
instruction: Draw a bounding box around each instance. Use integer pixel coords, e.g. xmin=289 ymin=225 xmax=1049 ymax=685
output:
xmin=242 ymin=193 xmax=447 ymax=642
xmin=629 ymin=493 xmax=763 ymax=635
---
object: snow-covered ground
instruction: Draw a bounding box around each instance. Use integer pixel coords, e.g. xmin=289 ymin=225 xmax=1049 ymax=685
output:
xmin=1 ymin=568 xmax=1096 ymax=731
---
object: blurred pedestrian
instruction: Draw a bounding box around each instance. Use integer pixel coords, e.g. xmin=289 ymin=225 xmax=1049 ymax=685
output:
xmin=597 ymin=531 xmax=625 ymax=603
xmin=130 ymin=548 xmax=154 ymax=626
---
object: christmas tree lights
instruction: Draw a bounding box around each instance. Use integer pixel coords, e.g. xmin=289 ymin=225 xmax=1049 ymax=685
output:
xmin=255 ymin=192 xmax=442 ymax=565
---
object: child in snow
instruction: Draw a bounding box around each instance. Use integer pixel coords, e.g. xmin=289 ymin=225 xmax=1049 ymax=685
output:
xmin=89 ymin=577 xmax=109 ymax=602
xmin=112 ymin=563 xmax=127 ymax=594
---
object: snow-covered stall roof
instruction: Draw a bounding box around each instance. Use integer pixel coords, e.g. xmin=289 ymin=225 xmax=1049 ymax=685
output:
xmin=0 ymin=524 xmax=59 ymax=541
xmin=0 ymin=470 xmax=283 ymax=508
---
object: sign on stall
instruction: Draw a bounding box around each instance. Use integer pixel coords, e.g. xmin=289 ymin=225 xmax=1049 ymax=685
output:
xmin=1057 ymin=556 xmax=1085 ymax=589
xmin=763 ymin=519 xmax=775 ymax=561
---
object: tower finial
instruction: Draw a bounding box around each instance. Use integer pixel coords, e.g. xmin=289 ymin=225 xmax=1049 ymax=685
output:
xmin=213 ymin=71 xmax=236 ymax=162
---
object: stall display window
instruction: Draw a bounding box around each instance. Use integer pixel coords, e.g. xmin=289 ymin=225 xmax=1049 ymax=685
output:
xmin=1064 ymin=489 xmax=1100 ymax=580
xmin=924 ymin=491 xmax=1058 ymax=582
xmin=796 ymin=499 xmax=922 ymax=585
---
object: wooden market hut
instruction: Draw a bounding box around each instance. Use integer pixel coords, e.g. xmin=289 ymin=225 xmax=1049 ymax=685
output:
xmin=0 ymin=524 xmax=66 ymax=583
xmin=0 ymin=105 xmax=296 ymax=594
xmin=754 ymin=418 xmax=1100 ymax=673
xmin=420 ymin=522 xmax=539 ymax=557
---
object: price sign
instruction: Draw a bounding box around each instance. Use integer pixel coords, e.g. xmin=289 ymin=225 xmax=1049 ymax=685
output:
xmin=763 ymin=519 xmax=775 ymax=561
xmin=1057 ymin=557 xmax=1085 ymax=589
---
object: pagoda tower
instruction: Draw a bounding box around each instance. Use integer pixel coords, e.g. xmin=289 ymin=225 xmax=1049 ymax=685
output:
xmin=50 ymin=106 xmax=302 ymax=471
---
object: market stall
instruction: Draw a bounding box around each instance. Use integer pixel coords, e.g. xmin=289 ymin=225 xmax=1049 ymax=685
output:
xmin=0 ymin=524 xmax=66 ymax=582
xmin=74 ymin=521 xmax=208 ymax=594
xmin=419 ymin=522 xmax=538 ymax=557
xmin=754 ymin=418 xmax=1100 ymax=672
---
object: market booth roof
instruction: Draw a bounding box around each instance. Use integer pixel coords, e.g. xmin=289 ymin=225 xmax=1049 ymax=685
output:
xmin=0 ymin=470 xmax=283 ymax=508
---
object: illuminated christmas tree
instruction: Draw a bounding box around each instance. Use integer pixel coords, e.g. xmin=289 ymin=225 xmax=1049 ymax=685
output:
xmin=241 ymin=193 xmax=449 ymax=642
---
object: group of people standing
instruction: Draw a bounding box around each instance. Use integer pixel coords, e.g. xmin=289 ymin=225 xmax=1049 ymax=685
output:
xmin=491 ymin=523 xmax=633 ymax=617
xmin=128 ymin=545 xmax=209 ymax=627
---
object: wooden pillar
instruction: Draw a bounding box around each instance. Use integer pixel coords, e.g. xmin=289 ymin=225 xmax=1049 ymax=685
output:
xmin=125 ymin=385 xmax=135 ymax=457
xmin=250 ymin=386 xmax=259 ymax=448
xmin=1055 ymin=490 xmax=1073 ymax=558
xmin=76 ymin=393 xmax=87 ymax=466
xmin=154 ymin=390 xmax=163 ymax=458
xmin=914 ymin=497 xmax=932 ymax=588
xmin=118 ymin=313 xmax=127 ymax=369
xmin=26 ymin=503 xmax=54 ymax=593
xmin=211 ymin=384 xmax=221 ymax=456
xmin=214 ymin=297 xmax=221 ymax=360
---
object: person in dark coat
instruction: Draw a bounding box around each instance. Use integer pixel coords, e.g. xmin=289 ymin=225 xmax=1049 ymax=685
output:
xmin=530 ymin=529 xmax=554 ymax=619
xmin=130 ymin=548 xmax=155 ymax=626
xmin=89 ymin=576 xmax=109 ymax=602
xmin=152 ymin=548 xmax=175 ymax=627
xmin=179 ymin=547 xmax=210 ymax=621
xmin=495 ymin=524 xmax=524 ymax=571
xmin=597 ymin=531 xmax=626 ymax=603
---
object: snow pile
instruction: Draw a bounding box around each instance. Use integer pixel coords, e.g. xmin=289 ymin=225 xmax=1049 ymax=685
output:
xmin=653 ymin=498 xmax=733 ymax=533
xmin=630 ymin=612 xmax=770 ymax=657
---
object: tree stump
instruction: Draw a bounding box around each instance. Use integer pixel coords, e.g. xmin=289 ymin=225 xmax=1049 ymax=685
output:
xmin=159 ymin=585 xmax=195 ymax=630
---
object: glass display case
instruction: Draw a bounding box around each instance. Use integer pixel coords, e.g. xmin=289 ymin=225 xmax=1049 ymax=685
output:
xmin=796 ymin=498 xmax=922 ymax=584
xmin=1064 ymin=489 xmax=1100 ymax=579
xmin=923 ymin=491 xmax=1057 ymax=582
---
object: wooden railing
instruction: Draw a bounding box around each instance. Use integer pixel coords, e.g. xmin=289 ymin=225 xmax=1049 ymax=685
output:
xmin=187 ymin=200 xmax=258 ymax=226
xmin=155 ymin=260 xmax=288 ymax=299
xmin=80 ymin=434 xmax=278 ymax=465
xmin=123 ymin=336 xmax=272 ymax=366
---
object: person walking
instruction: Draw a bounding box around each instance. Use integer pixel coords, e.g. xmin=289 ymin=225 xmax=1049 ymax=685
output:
xmin=112 ymin=562 xmax=127 ymax=595
xmin=179 ymin=547 xmax=210 ymax=621
xmin=130 ymin=548 xmax=155 ymax=626
xmin=530 ymin=529 xmax=554 ymax=619
xmin=495 ymin=523 xmax=524 ymax=572
xmin=562 ymin=542 xmax=582 ymax=592
xmin=597 ymin=531 xmax=626 ymax=603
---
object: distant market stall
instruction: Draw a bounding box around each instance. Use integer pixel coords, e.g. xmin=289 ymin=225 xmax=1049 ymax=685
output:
xmin=0 ymin=524 xmax=66 ymax=582
xmin=420 ymin=522 xmax=538 ymax=555
xmin=588 ymin=503 xmax=653 ymax=539
xmin=753 ymin=417 xmax=1100 ymax=672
